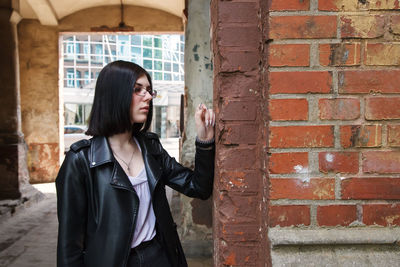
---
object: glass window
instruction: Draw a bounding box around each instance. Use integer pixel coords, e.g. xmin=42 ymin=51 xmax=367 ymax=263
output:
xmin=173 ymin=63 xmax=179 ymax=73
xmin=154 ymin=61 xmax=162 ymax=70
xmin=66 ymin=42 xmax=74 ymax=54
xmin=83 ymin=44 xmax=90 ymax=57
xmin=154 ymin=38 xmax=162 ymax=48
xmin=105 ymin=35 xmax=116 ymax=43
xmin=76 ymin=43 xmax=81 ymax=54
xmin=154 ymin=49 xmax=162 ymax=59
xmin=163 ymin=51 xmax=171 ymax=60
xmin=164 ymin=62 xmax=171 ymax=71
xmin=118 ymin=35 xmax=129 ymax=41
xmin=66 ymin=69 xmax=74 ymax=87
xmin=154 ymin=72 xmax=162 ymax=80
xmin=131 ymin=35 xmax=141 ymax=45
xmin=173 ymin=52 xmax=179 ymax=62
xmin=143 ymin=60 xmax=153 ymax=70
xmin=95 ymin=44 xmax=103 ymax=54
xmin=164 ymin=73 xmax=171 ymax=81
xmin=119 ymin=41 xmax=129 ymax=58
xmin=143 ymin=48 xmax=152 ymax=58
xmin=76 ymin=71 xmax=81 ymax=87
xmin=173 ymin=74 xmax=180 ymax=81
xmin=143 ymin=36 xmax=153 ymax=47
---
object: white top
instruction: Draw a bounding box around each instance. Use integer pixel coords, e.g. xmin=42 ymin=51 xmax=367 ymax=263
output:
xmin=127 ymin=138 xmax=156 ymax=248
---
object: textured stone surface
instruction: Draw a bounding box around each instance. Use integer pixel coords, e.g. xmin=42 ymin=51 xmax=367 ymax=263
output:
xmin=179 ymin=0 xmax=213 ymax=259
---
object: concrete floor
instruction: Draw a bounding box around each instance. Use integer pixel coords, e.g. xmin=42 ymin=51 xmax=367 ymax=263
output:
xmin=0 ymin=182 xmax=212 ymax=267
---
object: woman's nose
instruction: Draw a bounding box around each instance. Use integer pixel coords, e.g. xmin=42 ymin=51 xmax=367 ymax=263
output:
xmin=144 ymin=91 xmax=153 ymax=101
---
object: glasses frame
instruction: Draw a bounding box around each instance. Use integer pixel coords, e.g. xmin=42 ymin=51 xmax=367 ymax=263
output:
xmin=134 ymin=87 xmax=157 ymax=98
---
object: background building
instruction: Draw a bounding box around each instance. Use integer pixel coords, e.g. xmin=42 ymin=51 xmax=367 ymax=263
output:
xmin=62 ymin=34 xmax=184 ymax=138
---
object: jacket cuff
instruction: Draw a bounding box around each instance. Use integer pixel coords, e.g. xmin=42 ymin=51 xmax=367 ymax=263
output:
xmin=195 ymin=137 xmax=215 ymax=150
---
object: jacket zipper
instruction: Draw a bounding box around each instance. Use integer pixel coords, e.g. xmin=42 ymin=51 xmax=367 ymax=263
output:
xmin=112 ymin=184 xmax=139 ymax=267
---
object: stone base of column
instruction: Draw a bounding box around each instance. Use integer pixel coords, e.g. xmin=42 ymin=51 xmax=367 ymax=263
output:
xmin=0 ymin=133 xmax=44 ymax=223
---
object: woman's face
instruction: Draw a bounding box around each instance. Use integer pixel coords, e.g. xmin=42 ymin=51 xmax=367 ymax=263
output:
xmin=130 ymin=75 xmax=153 ymax=124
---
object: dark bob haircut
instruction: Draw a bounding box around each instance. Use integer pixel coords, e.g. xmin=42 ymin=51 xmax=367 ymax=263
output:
xmin=86 ymin=60 xmax=153 ymax=137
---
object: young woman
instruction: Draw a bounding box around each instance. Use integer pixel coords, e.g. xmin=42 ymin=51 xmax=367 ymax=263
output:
xmin=56 ymin=60 xmax=215 ymax=267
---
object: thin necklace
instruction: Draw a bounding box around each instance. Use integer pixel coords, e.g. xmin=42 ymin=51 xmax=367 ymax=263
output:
xmin=114 ymin=148 xmax=135 ymax=171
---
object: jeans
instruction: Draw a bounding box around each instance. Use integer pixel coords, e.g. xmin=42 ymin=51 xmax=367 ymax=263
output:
xmin=127 ymin=238 xmax=171 ymax=267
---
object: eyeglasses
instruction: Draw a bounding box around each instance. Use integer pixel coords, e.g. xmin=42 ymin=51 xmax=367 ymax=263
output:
xmin=134 ymin=87 xmax=157 ymax=97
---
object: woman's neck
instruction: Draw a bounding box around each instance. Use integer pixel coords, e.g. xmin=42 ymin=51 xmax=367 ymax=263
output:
xmin=108 ymin=131 xmax=134 ymax=151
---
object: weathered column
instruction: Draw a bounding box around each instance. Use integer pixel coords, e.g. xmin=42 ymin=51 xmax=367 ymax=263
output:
xmin=210 ymin=0 xmax=269 ymax=266
xmin=179 ymin=0 xmax=214 ymax=258
xmin=18 ymin=20 xmax=60 ymax=183
xmin=0 ymin=1 xmax=30 ymax=200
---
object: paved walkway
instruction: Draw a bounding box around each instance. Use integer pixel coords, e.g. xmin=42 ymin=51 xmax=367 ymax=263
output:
xmin=0 ymin=183 xmax=211 ymax=267
xmin=0 ymin=184 xmax=57 ymax=267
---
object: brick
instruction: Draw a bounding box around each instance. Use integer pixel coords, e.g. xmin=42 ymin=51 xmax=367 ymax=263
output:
xmin=218 ymin=2 xmax=258 ymax=24
xmin=270 ymin=44 xmax=310 ymax=67
xmin=221 ymin=100 xmax=258 ymax=121
xmin=340 ymin=125 xmax=382 ymax=148
xmin=319 ymin=43 xmax=361 ymax=66
xmin=219 ymin=73 xmax=260 ymax=98
xmin=319 ymin=0 xmax=363 ymax=11
xmin=221 ymin=224 xmax=259 ymax=242
xmin=365 ymin=97 xmax=400 ymax=120
xmin=365 ymin=43 xmax=400 ymax=66
xmin=270 ymin=126 xmax=334 ymax=148
xmin=319 ymin=152 xmax=359 ymax=174
xmin=221 ymin=123 xmax=258 ymax=144
xmin=269 ymin=205 xmax=310 ymax=227
xmin=341 ymin=15 xmax=385 ymax=38
xmin=219 ymin=242 xmax=258 ymax=266
xmin=270 ymin=0 xmax=310 ymax=11
xmin=269 ymin=99 xmax=308 ymax=121
xmin=269 ymin=16 xmax=337 ymax=39
xmin=270 ymin=71 xmax=332 ymax=94
xmin=219 ymin=26 xmax=260 ymax=48
xmin=368 ymin=0 xmax=400 ymax=10
xmin=218 ymin=192 xmax=259 ymax=223
xmin=219 ymin=170 xmax=261 ymax=193
xmin=319 ymin=98 xmax=360 ymax=120
xmin=391 ymin=15 xmax=400 ymax=34
xmin=363 ymin=204 xmax=400 ymax=226
xmin=219 ymin=147 xmax=258 ymax=171
xmin=270 ymin=178 xmax=335 ymax=200
xmin=363 ymin=151 xmax=400 ymax=173
xmin=342 ymin=178 xmax=400 ymax=199
xmin=220 ymin=50 xmax=259 ymax=72
xmin=317 ymin=205 xmax=357 ymax=226
xmin=269 ymin=152 xmax=308 ymax=174
xmin=388 ymin=125 xmax=400 ymax=147
xmin=338 ymin=70 xmax=400 ymax=94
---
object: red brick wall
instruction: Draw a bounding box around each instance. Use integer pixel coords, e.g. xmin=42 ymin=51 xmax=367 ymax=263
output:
xmin=211 ymin=0 xmax=269 ymax=265
xmin=268 ymin=0 xmax=400 ymax=231
xmin=212 ymin=0 xmax=400 ymax=266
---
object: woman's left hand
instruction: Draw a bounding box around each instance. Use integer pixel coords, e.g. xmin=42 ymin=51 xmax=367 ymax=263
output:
xmin=195 ymin=103 xmax=215 ymax=142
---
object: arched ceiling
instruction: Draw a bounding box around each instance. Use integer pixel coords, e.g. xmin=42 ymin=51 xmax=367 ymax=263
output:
xmin=18 ymin=0 xmax=184 ymax=25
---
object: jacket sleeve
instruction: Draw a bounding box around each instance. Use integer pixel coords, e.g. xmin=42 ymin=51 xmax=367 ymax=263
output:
xmin=158 ymin=138 xmax=215 ymax=200
xmin=55 ymin=151 xmax=87 ymax=267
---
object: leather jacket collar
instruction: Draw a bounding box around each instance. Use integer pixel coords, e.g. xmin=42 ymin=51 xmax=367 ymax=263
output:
xmin=87 ymin=134 xmax=162 ymax=196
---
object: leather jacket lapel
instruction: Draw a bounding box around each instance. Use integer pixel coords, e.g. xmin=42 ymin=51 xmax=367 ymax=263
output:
xmin=136 ymin=134 xmax=162 ymax=197
xmin=89 ymin=136 xmax=134 ymax=192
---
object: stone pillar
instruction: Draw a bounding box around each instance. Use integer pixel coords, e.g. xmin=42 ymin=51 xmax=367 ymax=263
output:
xmin=0 ymin=2 xmax=29 ymax=200
xmin=210 ymin=0 xmax=270 ymax=266
xmin=179 ymin=0 xmax=213 ymax=258
xmin=18 ymin=20 xmax=60 ymax=183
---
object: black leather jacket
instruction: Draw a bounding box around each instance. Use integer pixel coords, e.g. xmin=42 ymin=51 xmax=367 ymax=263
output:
xmin=56 ymin=132 xmax=215 ymax=267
